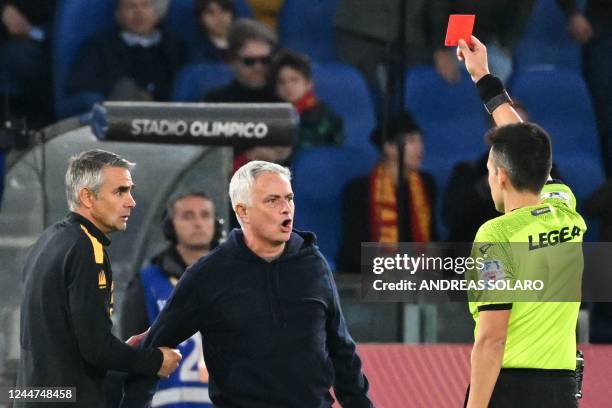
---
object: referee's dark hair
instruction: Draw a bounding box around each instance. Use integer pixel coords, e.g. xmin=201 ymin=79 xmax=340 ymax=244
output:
xmin=486 ymin=122 xmax=552 ymax=194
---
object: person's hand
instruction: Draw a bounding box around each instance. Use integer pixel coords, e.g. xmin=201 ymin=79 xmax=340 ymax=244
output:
xmin=1 ymin=4 xmax=32 ymax=37
xmin=434 ymin=49 xmax=460 ymax=84
xmin=568 ymin=13 xmax=594 ymax=44
xmin=457 ymin=36 xmax=490 ymax=83
xmin=126 ymin=329 xmax=149 ymax=347
xmin=157 ymin=347 xmax=182 ymax=378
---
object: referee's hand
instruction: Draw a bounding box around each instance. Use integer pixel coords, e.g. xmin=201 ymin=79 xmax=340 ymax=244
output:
xmin=157 ymin=347 xmax=182 ymax=378
xmin=457 ymin=35 xmax=490 ymax=83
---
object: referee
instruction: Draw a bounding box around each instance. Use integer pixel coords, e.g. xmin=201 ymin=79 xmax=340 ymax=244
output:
xmin=16 ymin=150 xmax=181 ymax=407
xmin=458 ymin=37 xmax=585 ymax=407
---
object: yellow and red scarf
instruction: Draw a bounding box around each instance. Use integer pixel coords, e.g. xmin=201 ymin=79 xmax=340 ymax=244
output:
xmin=369 ymin=163 xmax=431 ymax=243
xmin=293 ymin=90 xmax=318 ymax=114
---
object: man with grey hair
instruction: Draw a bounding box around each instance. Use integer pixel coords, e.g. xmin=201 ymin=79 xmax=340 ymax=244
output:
xmin=122 ymin=160 xmax=372 ymax=407
xmin=17 ymin=149 xmax=181 ymax=408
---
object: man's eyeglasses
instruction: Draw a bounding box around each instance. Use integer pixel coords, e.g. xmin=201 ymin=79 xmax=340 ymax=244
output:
xmin=239 ymin=55 xmax=272 ymax=67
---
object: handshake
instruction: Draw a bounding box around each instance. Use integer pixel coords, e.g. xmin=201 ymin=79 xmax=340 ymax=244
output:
xmin=126 ymin=330 xmax=183 ymax=378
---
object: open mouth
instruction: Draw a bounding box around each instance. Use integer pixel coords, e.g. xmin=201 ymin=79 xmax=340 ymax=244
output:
xmin=281 ymin=218 xmax=292 ymax=231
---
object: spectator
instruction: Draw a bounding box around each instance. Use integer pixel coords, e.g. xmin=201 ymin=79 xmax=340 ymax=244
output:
xmin=203 ymin=18 xmax=277 ymax=103
xmin=557 ymin=0 xmax=612 ymax=176
xmin=334 ymin=0 xmax=457 ymax=107
xmin=450 ymin=0 xmax=535 ymax=82
xmin=67 ymin=0 xmax=185 ymax=102
xmin=269 ymin=50 xmax=343 ymax=156
xmin=338 ymin=112 xmax=437 ymax=273
xmin=203 ymin=19 xmax=288 ymax=168
xmin=0 ymin=0 xmax=56 ymax=127
xmin=122 ymin=192 xmax=222 ymax=407
xmin=247 ymin=0 xmax=283 ymax=32
xmin=188 ymin=0 xmax=234 ymax=64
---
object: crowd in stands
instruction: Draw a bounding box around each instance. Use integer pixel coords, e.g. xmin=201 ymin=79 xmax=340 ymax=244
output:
xmin=0 ymin=0 xmax=56 ymax=127
xmin=1 ymin=0 xmax=611 ymax=276
xmin=67 ymin=0 xmax=185 ymax=102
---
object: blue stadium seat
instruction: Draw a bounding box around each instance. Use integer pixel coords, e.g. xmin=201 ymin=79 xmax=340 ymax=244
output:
xmin=53 ymin=0 xmax=116 ymax=119
xmin=163 ymin=0 xmax=253 ymax=45
xmin=555 ymin=153 xmax=605 ymax=204
xmin=278 ymin=0 xmax=338 ymax=61
xmin=510 ymin=67 xmax=600 ymax=157
xmin=405 ymin=66 xmax=489 ymax=157
xmin=514 ymin=0 xmax=581 ymax=71
xmin=171 ymin=63 xmax=234 ymax=102
xmin=292 ymin=146 xmax=376 ymax=269
xmin=404 ymin=66 xmax=490 ymax=240
xmin=312 ymin=63 xmax=378 ymax=160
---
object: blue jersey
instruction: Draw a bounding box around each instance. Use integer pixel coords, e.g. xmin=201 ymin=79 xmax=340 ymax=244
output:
xmin=141 ymin=265 xmax=212 ymax=407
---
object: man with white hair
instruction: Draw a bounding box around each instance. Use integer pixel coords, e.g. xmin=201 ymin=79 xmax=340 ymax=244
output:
xmin=121 ymin=160 xmax=372 ymax=408
xmin=17 ymin=149 xmax=181 ymax=408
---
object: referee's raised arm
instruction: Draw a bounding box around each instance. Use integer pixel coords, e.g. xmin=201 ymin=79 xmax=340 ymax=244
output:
xmin=457 ymin=36 xmax=523 ymax=127
xmin=457 ymin=35 xmax=553 ymax=181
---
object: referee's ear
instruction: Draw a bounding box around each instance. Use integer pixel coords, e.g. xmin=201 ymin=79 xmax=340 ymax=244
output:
xmin=496 ymin=166 xmax=510 ymax=189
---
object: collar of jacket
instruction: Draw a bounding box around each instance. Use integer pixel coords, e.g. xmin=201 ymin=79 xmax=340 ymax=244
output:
xmin=67 ymin=212 xmax=111 ymax=246
xmin=120 ymin=30 xmax=162 ymax=48
xmin=224 ymin=228 xmax=317 ymax=263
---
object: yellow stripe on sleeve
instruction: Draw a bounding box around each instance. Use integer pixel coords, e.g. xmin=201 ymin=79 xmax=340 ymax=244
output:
xmin=80 ymin=225 xmax=104 ymax=264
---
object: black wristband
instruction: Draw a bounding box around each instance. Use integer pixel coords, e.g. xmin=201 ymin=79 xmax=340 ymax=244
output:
xmin=476 ymin=74 xmax=512 ymax=114
xmin=476 ymin=74 xmax=505 ymax=103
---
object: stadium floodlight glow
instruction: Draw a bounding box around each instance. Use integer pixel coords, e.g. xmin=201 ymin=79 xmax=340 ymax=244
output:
xmin=88 ymin=101 xmax=298 ymax=147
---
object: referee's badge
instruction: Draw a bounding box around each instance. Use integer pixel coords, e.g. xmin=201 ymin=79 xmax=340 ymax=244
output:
xmin=541 ymin=190 xmax=571 ymax=204
xmin=479 ymin=260 xmax=505 ymax=283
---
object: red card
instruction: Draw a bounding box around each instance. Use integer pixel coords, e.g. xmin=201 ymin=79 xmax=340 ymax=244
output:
xmin=444 ymin=14 xmax=475 ymax=47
